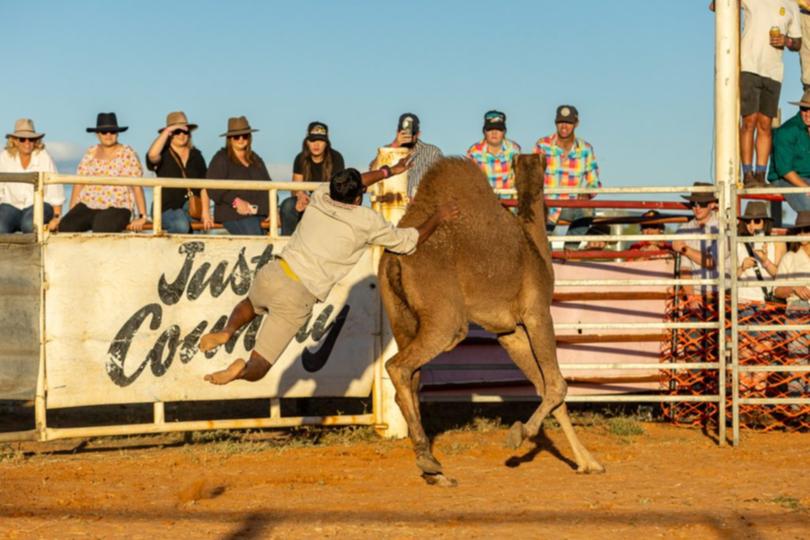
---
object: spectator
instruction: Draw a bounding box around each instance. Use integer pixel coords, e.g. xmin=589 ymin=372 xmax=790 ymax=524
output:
xmin=146 ymin=112 xmax=207 ymax=234
xmin=204 ymin=116 xmax=272 ymax=236
xmin=801 ymin=0 xmax=810 ymax=91
xmin=280 ymin=122 xmax=345 ymax=235
xmin=0 ymin=118 xmax=64 ymax=233
xmin=736 ymin=201 xmax=784 ymax=302
xmin=711 ymin=1 xmax=802 ymax=187
xmin=736 ymin=202 xmax=785 ymax=393
xmin=466 ymin=110 xmax=521 ymax=198
xmin=371 ymin=113 xmax=442 ymax=199
xmin=672 ymin=183 xmax=728 ymax=304
xmin=60 ymin=113 xmax=147 ymax=233
xmin=535 ymin=105 xmax=601 ymax=245
xmin=773 ymin=211 xmax=810 ymax=397
xmin=767 ymin=89 xmax=810 ymax=214
xmin=628 ymin=210 xmax=671 ymax=253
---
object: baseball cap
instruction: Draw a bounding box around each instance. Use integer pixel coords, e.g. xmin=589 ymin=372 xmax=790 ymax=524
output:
xmin=397 ymin=113 xmax=420 ymax=134
xmin=555 ymin=105 xmax=579 ymax=124
xmin=483 ymin=110 xmax=506 ymax=131
xmin=306 ymin=121 xmax=329 ymax=142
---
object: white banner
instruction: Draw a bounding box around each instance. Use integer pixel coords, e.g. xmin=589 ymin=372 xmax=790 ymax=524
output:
xmin=44 ymin=235 xmax=379 ymax=408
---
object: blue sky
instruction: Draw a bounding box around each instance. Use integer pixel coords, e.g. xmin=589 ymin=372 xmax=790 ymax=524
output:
xmin=1 ymin=1 xmax=805 ymax=188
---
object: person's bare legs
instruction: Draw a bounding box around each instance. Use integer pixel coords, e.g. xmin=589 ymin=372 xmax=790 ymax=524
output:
xmin=740 ymin=113 xmax=756 ymax=168
xmin=199 ymin=298 xmax=258 ymax=352
xmin=204 ymin=350 xmax=272 ymax=385
xmin=754 ymin=113 xmax=773 ymax=168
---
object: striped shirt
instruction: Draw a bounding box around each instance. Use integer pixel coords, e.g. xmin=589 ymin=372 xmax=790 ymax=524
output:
xmin=406 ymin=140 xmax=443 ymax=198
xmin=466 ymin=138 xmax=522 ymax=194
xmin=534 ymin=134 xmax=600 ymax=222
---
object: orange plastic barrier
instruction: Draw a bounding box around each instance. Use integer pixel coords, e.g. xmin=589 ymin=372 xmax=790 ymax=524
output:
xmin=661 ymin=295 xmax=809 ymax=431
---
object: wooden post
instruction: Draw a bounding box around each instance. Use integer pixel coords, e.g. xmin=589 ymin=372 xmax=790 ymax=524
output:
xmin=153 ymin=185 xmax=162 ymax=234
xmin=371 ymin=147 xmax=411 ymax=439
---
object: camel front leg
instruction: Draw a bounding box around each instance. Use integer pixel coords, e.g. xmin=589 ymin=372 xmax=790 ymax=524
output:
xmin=386 ymin=355 xmax=440 ymax=475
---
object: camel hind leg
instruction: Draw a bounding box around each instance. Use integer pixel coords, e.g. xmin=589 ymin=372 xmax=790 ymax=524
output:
xmin=498 ymin=324 xmax=604 ymax=474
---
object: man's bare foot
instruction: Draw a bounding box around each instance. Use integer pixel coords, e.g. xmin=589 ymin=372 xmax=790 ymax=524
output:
xmin=204 ymin=359 xmax=246 ymax=385
xmin=199 ymin=331 xmax=230 ymax=352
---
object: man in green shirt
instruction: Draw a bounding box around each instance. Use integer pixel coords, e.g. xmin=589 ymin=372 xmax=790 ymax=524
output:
xmin=768 ymin=90 xmax=810 ymax=214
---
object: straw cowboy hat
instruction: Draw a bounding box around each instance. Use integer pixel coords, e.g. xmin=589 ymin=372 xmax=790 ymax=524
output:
xmin=158 ymin=111 xmax=198 ymax=133
xmin=681 ymin=181 xmax=718 ymax=204
xmin=86 ymin=112 xmax=128 ymax=133
xmin=789 ymin=211 xmax=810 ymax=231
xmin=6 ymin=118 xmax=44 ymax=140
xmin=788 ymin=89 xmax=810 ymax=108
xmin=220 ymin=116 xmax=259 ymax=137
xmin=739 ymin=201 xmax=772 ymax=221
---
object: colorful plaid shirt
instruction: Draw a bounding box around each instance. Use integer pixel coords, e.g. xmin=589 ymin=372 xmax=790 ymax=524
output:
xmin=466 ymin=138 xmax=522 ymax=193
xmin=534 ymin=134 xmax=601 ymax=221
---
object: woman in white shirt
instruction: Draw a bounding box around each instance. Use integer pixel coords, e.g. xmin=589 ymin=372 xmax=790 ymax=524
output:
xmin=773 ymin=211 xmax=810 ymax=398
xmin=736 ymin=202 xmax=785 ymax=394
xmin=0 ymin=119 xmax=64 ymax=232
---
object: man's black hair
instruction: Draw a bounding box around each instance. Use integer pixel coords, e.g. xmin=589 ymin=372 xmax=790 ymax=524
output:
xmin=330 ymin=168 xmax=364 ymax=203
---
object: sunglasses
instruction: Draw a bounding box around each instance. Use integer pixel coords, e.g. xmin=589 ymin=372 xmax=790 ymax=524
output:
xmin=801 ymin=107 xmax=810 ymax=113
xmin=98 ymin=131 xmax=117 ymax=136
xmin=172 ymin=130 xmax=190 ymax=136
xmin=16 ymin=137 xmax=37 ymax=143
xmin=228 ymin=134 xmax=251 ymax=141
xmin=744 ymin=218 xmax=765 ymax=225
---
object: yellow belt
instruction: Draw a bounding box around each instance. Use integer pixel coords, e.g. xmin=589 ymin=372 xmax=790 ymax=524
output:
xmin=279 ymin=258 xmax=300 ymax=282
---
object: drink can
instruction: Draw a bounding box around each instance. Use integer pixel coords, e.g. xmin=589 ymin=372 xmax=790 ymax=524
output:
xmin=770 ymin=26 xmax=781 ymax=38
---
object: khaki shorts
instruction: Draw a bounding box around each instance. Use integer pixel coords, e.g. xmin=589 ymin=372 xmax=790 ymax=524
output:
xmin=248 ymin=260 xmax=316 ymax=364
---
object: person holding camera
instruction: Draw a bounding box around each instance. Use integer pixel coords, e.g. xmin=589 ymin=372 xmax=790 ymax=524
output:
xmin=466 ymin=110 xmax=521 ymax=198
xmin=146 ymin=112 xmax=207 ymax=234
xmin=371 ymin=113 xmax=442 ymax=199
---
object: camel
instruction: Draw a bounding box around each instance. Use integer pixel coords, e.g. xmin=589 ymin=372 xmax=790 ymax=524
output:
xmin=379 ymin=154 xmax=605 ymax=486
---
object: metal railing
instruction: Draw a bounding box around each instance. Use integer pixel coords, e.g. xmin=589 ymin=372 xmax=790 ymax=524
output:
xmin=1 ymin=173 xmax=808 ymax=444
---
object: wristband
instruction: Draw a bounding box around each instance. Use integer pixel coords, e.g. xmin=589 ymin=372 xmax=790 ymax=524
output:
xmin=680 ymin=246 xmax=688 ymax=254
xmin=381 ymin=165 xmax=392 ymax=178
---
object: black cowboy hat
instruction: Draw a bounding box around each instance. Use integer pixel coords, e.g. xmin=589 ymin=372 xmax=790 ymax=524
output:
xmin=86 ymin=112 xmax=128 ymax=133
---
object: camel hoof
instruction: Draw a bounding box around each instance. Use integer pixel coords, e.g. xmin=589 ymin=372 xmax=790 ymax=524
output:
xmin=422 ymin=473 xmax=457 ymax=487
xmin=506 ymin=421 xmax=525 ymax=450
xmin=576 ymin=462 xmax=606 ymax=475
xmin=416 ymin=454 xmax=443 ymax=475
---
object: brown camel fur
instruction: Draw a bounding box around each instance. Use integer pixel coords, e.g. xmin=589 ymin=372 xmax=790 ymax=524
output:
xmin=379 ymin=154 xmax=604 ymax=485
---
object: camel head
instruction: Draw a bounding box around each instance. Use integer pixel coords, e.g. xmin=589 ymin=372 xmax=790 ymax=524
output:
xmin=512 ymin=153 xmax=547 ymax=223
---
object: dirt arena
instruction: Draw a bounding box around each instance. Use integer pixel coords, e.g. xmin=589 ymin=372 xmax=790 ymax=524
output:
xmin=1 ymin=419 xmax=808 ymax=539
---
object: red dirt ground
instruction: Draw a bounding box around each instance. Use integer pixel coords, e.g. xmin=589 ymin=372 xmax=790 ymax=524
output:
xmin=0 ymin=423 xmax=808 ymax=539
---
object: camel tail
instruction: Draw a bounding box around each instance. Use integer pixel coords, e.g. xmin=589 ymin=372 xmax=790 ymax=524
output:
xmin=379 ymin=255 xmax=418 ymax=344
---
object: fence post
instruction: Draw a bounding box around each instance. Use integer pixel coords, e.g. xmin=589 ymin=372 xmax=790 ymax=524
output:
xmin=714 ymin=0 xmax=740 ymax=446
xmin=34 ymin=172 xmax=47 ymax=440
xmin=730 ymin=191 xmax=740 ymax=445
xmin=371 ymin=146 xmax=411 ymax=439
xmin=153 ymin=186 xmax=162 ymax=234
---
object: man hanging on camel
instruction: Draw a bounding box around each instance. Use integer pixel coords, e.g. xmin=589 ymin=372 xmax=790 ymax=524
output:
xmin=201 ymin=158 xmax=460 ymax=385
